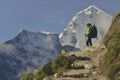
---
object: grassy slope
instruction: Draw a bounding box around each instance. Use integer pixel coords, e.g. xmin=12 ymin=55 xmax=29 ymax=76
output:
xmin=102 ymin=12 xmax=120 ymax=80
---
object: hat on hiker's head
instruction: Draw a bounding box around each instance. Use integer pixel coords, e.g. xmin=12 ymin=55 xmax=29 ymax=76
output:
xmin=87 ymin=23 xmax=91 ymax=27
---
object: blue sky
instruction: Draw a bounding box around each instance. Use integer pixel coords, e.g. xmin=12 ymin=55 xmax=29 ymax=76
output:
xmin=0 ymin=0 xmax=120 ymax=43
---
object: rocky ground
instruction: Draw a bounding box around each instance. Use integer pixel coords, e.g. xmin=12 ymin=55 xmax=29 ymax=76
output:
xmin=43 ymin=45 xmax=108 ymax=80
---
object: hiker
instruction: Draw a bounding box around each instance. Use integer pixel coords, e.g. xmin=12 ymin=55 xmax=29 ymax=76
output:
xmin=85 ymin=23 xmax=92 ymax=46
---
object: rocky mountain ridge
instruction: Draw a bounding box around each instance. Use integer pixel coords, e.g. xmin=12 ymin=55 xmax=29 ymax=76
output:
xmin=0 ymin=29 xmax=62 ymax=80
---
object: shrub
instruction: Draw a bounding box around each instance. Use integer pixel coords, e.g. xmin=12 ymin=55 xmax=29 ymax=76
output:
xmin=51 ymin=54 xmax=68 ymax=73
xmin=34 ymin=68 xmax=46 ymax=80
xmin=20 ymin=73 xmax=34 ymax=80
xmin=34 ymin=54 xmax=68 ymax=79
xmin=21 ymin=54 xmax=77 ymax=80
xmin=64 ymin=54 xmax=77 ymax=69
xmin=42 ymin=62 xmax=54 ymax=75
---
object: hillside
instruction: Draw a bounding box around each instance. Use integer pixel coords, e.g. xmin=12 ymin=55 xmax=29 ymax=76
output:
xmin=48 ymin=46 xmax=107 ymax=80
xmin=21 ymin=45 xmax=108 ymax=80
xmin=101 ymin=12 xmax=120 ymax=80
xmin=21 ymin=12 xmax=120 ymax=80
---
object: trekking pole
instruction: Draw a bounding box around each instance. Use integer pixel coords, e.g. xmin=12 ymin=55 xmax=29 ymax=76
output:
xmin=96 ymin=37 xmax=98 ymax=41
xmin=85 ymin=35 xmax=86 ymax=47
xmin=85 ymin=35 xmax=87 ymax=48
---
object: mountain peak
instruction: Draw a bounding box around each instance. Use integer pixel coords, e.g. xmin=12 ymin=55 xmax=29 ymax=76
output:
xmin=87 ymin=5 xmax=101 ymax=10
xmin=85 ymin=5 xmax=101 ymax=11
xmin=5 ymin=29 xmax=60 ymax=49
xmin=14 ymin=29 xmax=57 ymax=40
xmin=59 ymin=5 xmax=112 ymax=50
xmin=3 ymin=30 xmax=62 ymax=80
xmin=77 ymin=5 xmax=102 ymax=16
xmin=16 ymin=29 xmax=31 ymax=37
xmin=81 ymin=5 xmax=102 ymax=15
xmin=19 ymin=29 xmax=28 ymax=33
xmin=18 ymin=29 xmax=54 ymax=35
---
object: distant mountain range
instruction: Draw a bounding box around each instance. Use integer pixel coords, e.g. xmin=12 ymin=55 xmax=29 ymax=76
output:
xmin=0 ymin=5 xmax=113 ymax=80
xmin=0 ymin=29 xmax=62 ymax=80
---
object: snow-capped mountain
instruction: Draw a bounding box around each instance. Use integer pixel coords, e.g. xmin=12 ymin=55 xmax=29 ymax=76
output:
xmin=59 ymin=5 xmax=112 ymax=50
xmin=0 ymin=29 xmax=62 ymax=80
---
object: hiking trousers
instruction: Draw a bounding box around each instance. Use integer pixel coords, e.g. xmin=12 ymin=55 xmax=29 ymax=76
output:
xmin=86 ymin=36 xmax=92 ymax=46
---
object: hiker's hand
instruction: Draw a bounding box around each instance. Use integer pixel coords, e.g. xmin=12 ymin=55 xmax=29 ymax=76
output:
xmin=96 ymin=37 xmax=98 ymax=40
xmin=85 ymin=34 xmax=87 ymax=37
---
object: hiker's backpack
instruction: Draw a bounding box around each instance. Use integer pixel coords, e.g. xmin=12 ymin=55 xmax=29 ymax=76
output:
xmin=90 ymin=24 xmax=98 ymax=38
